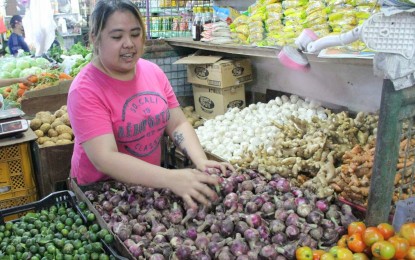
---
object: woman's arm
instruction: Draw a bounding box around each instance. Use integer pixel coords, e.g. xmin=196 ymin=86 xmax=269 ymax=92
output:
xmin=82 ymin=133 xmax=219 ymax=209
xmin=165 ymin=107 xmax=235 ymax=174
xmin=0 ymin=76 xmax=33 ymax=88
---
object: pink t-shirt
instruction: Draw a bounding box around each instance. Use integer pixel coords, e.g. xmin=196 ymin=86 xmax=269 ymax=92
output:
xmin=67 ymin=59 xmax=180 ymax=185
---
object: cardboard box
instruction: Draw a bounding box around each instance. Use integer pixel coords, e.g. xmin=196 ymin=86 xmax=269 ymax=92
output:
xmin=192 ymin=84 xmax=246 ymax=119
xmin=174 ymin=55 xmax=253 ymax=88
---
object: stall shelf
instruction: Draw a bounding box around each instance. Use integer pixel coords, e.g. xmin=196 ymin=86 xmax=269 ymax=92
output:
xmin=164 ymin=37 xmax=414 ymax=226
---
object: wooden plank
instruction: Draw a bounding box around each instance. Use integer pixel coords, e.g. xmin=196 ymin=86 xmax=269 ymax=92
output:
xmin=21 ymin=93 xmax=68 ymax=118
xmin=22 ymin=80 xmax=72 ymax=99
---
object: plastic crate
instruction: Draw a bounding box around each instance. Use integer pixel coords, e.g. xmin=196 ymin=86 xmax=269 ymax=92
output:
xmin=0 ymin=142 xmax=37 ymax=220
xmin=0 ymin=190 xmax=127 ymax=260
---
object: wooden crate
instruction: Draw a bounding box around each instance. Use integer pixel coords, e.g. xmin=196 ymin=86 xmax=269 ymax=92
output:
xmin=31 ymin=142 xmax=74 ymax=198
xmin=21 ymin=80 xmax=72 ymax=118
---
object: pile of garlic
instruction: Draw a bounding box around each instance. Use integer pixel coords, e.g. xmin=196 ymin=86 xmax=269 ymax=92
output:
xmin=196 ymin=95 xmax=328 ymax=161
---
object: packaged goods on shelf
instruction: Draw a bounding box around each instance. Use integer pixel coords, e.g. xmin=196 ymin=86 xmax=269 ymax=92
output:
xmin=192 ymin=83 xmax=246 ymax=119
xmin=174 ymin=54 xmax=253 ymax=88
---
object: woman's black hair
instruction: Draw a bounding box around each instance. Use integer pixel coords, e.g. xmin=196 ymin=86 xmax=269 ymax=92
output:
xmin=89 ymin=0 xmax=146 ymax=55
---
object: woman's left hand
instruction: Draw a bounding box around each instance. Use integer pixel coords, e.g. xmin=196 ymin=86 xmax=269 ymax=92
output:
xmin=196 ymin=159 xmax=235 ymax=176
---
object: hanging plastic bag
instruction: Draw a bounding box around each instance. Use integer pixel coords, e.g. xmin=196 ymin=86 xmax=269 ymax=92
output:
xmin=393 ymin=197 xmax=415 ymax=231
xmin=22 ymin=0 xmax=57 ymax=56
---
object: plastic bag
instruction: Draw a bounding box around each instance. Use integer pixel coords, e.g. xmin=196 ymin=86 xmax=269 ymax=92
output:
xmin=393 ymin=197 xmax=415 ymax=231
xmin=23 ymin=0 xmax=57 ymax=56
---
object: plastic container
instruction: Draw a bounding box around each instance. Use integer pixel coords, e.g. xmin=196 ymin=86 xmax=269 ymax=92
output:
xmin=0 ymin=142 xmax=37 ymax=221
xmin=0 ymin=190 xmax=128 ymax=260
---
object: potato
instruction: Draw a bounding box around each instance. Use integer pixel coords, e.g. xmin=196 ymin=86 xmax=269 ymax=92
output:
xmin=42 ymin=141 xmax=56 ymax=147
xmin=187 ymin=118 xmax=196 ymax=125
xmin=39 ymin=123 xmax=51 ymax=134
xmin=30 ymin=118 xmax=42 ymax=130
xmin=60 ymin=105 xmax=67 ymax=111
xmin=37 ymin=136 xmax=50 ymax=145
xmin=47 ymin=128 xmax=58 ymax=137
xmin=60 ymin=114 xmax=71 ymax=126
xmin=56 ymin=139 xmax=73 ymax=145
xmin=50 ymin=137 xmax=59 ymax=143
xmin=56 ymin=125 xmax=73 ymax=136
xmin=35 ymin=111 xmax=51 ymax=118
xmin=51 ymin=119 xmax=64 ymax=129
xmin=40 ymin=114 xmax=54 ymax=124
xmin=58 ymin=133 xmax=72 ymax=141
xmin=34 ymin=130 xmax=44 ymax=137
xmin=54 ymin=109 xmax=66 ymax=118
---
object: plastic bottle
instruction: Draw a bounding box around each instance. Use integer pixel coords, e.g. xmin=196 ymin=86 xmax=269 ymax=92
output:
xmin=192 ymin=7 xmax=201 ymax=41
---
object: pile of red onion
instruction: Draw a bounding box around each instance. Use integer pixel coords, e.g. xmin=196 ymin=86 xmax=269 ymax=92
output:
xmin=83 ymin=169 xmax=358 ymax=259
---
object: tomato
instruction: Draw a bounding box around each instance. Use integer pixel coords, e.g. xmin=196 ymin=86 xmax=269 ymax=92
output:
xmin=347 ymin=233 xmax=367 ymax=253
xmin=329 ymin=246 xmax=340 ymax=258
xmin=320 ymin=252 xmax=336 ymax=260
xmin=352 ymin=253 xmax=369 ymax=260
xmin=362 ymin=227 xmax=384 ymax=247
xmin=338 ymin=235 xmax=349 ymax=248
xmin=337 ymin=248 xmax=354 ymax=260
xmin=296 ymin=246 xmax=314 ymax=260
xmin=377 ymin=223 xmax=395 ymax=240
xmin=313 ymin=250 xmax=326 ymax=260
xmin=400 ymin=223 xmax=415 ymax=246
xmin=388 ymin=235 xmax=409 ymax=259
xmin=348 ymin=222 xmax=367 ymax=236
xmin=371 ymin=241 xmax=396 ymax=260
xmin=406 ymin=246 xmax=415 ymax=260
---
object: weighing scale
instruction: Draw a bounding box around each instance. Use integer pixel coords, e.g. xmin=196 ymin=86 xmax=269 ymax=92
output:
xmin=0 ymin=108 xmax=29 ymax=139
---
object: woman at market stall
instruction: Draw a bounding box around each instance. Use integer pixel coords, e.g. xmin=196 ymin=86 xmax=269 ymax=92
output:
xmin=67 ymin=0 xmax=234 ymax=209
xmin=8 ymin=15 xmax=30 ymax=56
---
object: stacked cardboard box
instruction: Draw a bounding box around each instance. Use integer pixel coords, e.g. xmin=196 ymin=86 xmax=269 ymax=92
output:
xmin=175 ymin=55 xmax=253 ymax=119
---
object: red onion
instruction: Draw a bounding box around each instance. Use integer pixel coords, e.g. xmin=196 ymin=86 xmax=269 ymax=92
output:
xmin=169 ymin=202 xmax=184 ymax=224
xmin=271 ymin=233 xmax=287 ymax=245
xmin=240 ymin=180 xmax=254 ymax=192
xmin=109 ymin=194 xmax=122 ymax=206
xmin=285 ymin=225 xmax=300 ymax=240
xmin=306 ymin=210 xmax=323 ymax=224
xmin=276 ymin=178 xmax=291 ymax=193
xmin=235 ymin=221 xmax=249 ymax=234
xmin=174 ymin=245 xmax=194 ymax=260
xmin=149 ymin=253 xmax=165 ymax=260
xmin=269 ymin=219 xmax=286 ymax=234
xmin=195 ymin=233 xmax=210 ymax=250
xmin=261 ymin=202 xmax=276 ymax=216
xmin=197 ymin=214 xmax=216 ymax=233
xmin=315 ymin=199 xmax=329 ymax=212
xmin=186 ymin=226 xmax=198 ymax=241
xmin=230 ymin=233 xmax=249 ymax=256
xmin=219 ymin=217 xmax=235 ymax=237
xmin=245 ymin=202 xmax=258 ymax=214
xmin=150 ymin=216 xmax=167 ymax=237
xmin=170 ymin=236 xmax=183 ymax=249
xmin=259 ymin=244 xmax=277 ymax=258
xmin=181 ymin=208 xmax=197 ymax=225
xmin=297 ymin=203 xmax=312 ymax=218
xmin=196 ymin=205 xmax=208 ymax=221
xmin=243 ymin=228 xmax=259 ymax=250
xmin=257 ymin=225 xmax=270 ymax=242
xmin=129 ymin=243 xmax=144 ymax=258
xmin=132 ymin=222 xmax=147 ymax=236
xmin=246 ymin=214 xmax=262 ymax=228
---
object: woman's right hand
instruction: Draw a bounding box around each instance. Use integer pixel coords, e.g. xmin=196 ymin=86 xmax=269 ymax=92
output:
xmin=167 ymin=168 xmax=219 ymax=210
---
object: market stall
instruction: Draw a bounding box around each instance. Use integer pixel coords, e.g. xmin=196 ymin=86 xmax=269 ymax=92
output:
xmin=0 ymin=0 xmax=413 ymax=259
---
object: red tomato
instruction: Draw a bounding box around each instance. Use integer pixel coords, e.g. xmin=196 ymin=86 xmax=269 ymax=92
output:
xmin=371 ymin=241 xmax=396 ymax=260
xmin=352 ymin=253 xmax=369 ymax=260
xmin=400 ymin=223 xmax=415 ymax=246
xmin=337 ymin=248 xmax=354 ymax=260
xmin=348 ymin=233 xmax=367 ymax=253
xmin=362 ymin=227 xmax=384 ymax=247
xmin=348 ymin=222 xmax=367 ymax=236
xmin=313 ymin=250 xmax=326 ymax=260
xmin=388 ymin=235 xmax=409 ymax=259
xmin=406 ymin=246 xmax=415 ymax=260
xmin=296 ymin=246 xmax=314 ymax=260
xmin=377 ymin=223 xmax=395 ymax=240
